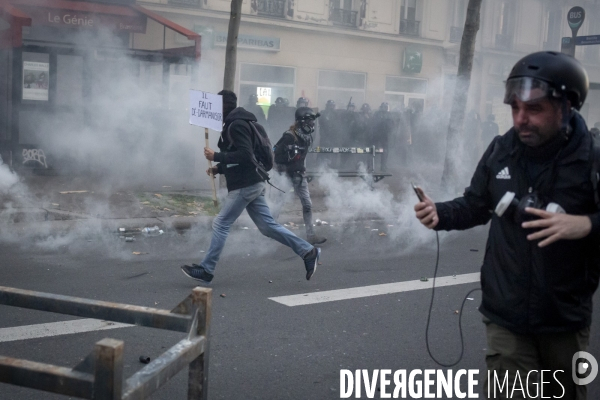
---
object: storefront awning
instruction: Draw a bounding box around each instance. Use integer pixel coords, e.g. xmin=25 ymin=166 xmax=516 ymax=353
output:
xmin=0 ymin=0 xmax=201 ymax=60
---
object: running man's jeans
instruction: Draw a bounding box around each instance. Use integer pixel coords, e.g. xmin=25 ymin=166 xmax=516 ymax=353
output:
xmin=199 ymin=182 xmax=313 ymax=275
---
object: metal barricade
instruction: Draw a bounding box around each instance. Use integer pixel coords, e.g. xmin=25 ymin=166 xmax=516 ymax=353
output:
xmin=0 ymin=286 xmax=212 ymax=400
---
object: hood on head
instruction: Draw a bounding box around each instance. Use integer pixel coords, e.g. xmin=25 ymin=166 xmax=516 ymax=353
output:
xmin=224 ymin=107 xmax=258 ymax=124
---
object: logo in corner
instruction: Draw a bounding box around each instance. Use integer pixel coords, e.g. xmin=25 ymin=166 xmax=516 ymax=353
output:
xmin=496 ymin=167 xmax=511 ymax=180
xmin=573 ymin=351 xmax=598 ymax=385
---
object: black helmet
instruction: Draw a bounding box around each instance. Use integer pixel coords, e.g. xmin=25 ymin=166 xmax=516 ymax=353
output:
xmin=360 ymin=103 xmax=371 ymax=113
xmin=296 ymin=97 xmax=309 ymax=108
xmin=295 ymin=107 xmax=320 ymax=135
xmin=275 ymin=97 xmax=285 ymax=106
xmin=249 ymin=94 xmax=258 ymax=103
xmin=295 ymin=107 xmax=320 ymax=122
xmin=504 ymin=51 xmax=589 ymax=110
xmin=379 ymin=102 xmax=389 ymax=112
xmin=282 ymin=98 xmax=290 ymax=107
xmin=325 ymin=100 xmax=336 ymax=110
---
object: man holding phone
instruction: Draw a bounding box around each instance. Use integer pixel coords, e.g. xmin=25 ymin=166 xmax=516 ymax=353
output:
xmin=414 ymin=52 xmax=599 ymax=399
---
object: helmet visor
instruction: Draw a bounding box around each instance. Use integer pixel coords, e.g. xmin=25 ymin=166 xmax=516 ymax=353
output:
xmin=503 ymin=77 xmax=553 ymax=105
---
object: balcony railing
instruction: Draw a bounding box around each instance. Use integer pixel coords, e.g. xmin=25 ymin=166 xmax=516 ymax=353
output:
xmin=495 ymin=33 xmax=512 ymax=50
xmin=329 ymin=8 xmax=358 ymax=27
xmin=257 ymin=0 xmax=286 ymax=18
xmin=400 ymin=19 xmax=420 ymax=36
xmin=450 ymin=26 xmax=463 ymax=43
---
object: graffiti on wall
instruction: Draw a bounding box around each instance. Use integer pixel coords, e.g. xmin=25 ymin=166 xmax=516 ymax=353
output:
xmin=22 ymin=148 xmax=48 ymax=168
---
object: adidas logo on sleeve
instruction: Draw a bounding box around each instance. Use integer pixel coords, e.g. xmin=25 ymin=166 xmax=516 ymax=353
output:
xmin=496 ymin=167 xmax=511 ymax=179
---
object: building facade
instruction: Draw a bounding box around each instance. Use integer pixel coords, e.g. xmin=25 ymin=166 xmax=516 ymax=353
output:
xmin=139 ymin=0 xmax=600 ymax=144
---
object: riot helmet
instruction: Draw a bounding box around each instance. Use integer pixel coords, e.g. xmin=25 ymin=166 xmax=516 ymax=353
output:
xmin=379 ymin=102 xmax=390 ymax=112
xmin=360 ymin=103 xmax=371 ymax=113
xmin=296 ymin=97 xmax=309 ymax=108
xmin=295 ymin=107 xmax=320 ymax=135
xmin=325 ymin=100 xmax=336 ymax=110
xmin=282 ymin=98 xmax=290 ymax=107
xmin=275 ymin=97 xmax=285 ymax=106
xmin=504 ymin=51 xmax=589 ymax=110
xmin=249 ymin=94 xmax=259 ymax=104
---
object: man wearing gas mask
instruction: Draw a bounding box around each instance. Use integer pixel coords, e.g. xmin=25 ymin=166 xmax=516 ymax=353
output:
xmin=414 ymin=52 xmax=598 ymax=399
xmin=271 ymin=107 xmax=327 ymax=245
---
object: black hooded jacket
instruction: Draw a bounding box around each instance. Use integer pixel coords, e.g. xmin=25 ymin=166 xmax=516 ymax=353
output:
xmin=435 ymin=112 xmax=600 ymax=334
xmin=213 ymin=107 xmax=264 ymax=192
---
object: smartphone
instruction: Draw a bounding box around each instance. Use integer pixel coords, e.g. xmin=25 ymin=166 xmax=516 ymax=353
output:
xmin=411 ymin=182 xmax=425 ymax=202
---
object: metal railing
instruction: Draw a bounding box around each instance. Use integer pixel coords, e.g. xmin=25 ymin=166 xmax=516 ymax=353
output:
xmin=0 ymin=286 xmax=212 ymax=400
xmin=450 ymin=26 xmax=463 ymax=43
xmin=400 ymin=19 xmax=420 ymax=36
xmin=257 ymin=0 xmax=286 ymax=18
xmin=329 ymin=8 xmax=358 ymax=27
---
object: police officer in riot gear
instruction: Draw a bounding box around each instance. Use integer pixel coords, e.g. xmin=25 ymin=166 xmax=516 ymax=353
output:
xmin=415 ymin=52 xmax=596 ymax=399
xmin=244 ymin=94 xmax=267 ymax=127
xmin=356 ymin=103 xmax=372 ymax=148
xmin=296 ymin=97 xmax=309 ymax=109
xmin=271 ymin=107 xmax=327 ymax=245
xmin=372 ymin=102 xmax=394 ymax=171
xmin=318 ymin=99 xmax=341 ymax=168
xmin=268 ymin=97 xmax=293 ymax=142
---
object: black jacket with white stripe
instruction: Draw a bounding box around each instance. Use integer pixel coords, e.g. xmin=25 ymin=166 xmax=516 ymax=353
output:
xmin=435 ymin=112 xmax=600 ymax=334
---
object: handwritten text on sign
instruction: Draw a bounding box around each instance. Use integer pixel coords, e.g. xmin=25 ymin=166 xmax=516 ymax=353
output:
xmin=189 ymin=90 xmax=223 ymax=132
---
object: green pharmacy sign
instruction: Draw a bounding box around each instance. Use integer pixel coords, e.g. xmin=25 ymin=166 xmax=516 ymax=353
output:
xmin=403 ymin=48 xmax=422 ymax=74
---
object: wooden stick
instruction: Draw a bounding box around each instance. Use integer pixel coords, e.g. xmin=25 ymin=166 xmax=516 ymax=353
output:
xmin=205 ymin=128 xmax=218 ymax=207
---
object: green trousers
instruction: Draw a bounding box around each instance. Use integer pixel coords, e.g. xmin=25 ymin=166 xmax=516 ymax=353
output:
xmin=483 ymin=319 xmax=590 ymax=400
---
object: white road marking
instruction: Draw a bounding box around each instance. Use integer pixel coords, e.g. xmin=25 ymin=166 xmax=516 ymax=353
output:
xmin=269 ymin=272 xmax=480 ymax=306
xmin=0 ymin=319 xmax=132 ymax=343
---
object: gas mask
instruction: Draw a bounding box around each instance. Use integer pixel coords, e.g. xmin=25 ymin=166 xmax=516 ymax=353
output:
xmin=299 ymin=119 xmax=315 ymax=135
xmin=495 ymin=191 xmax=565 ymax=224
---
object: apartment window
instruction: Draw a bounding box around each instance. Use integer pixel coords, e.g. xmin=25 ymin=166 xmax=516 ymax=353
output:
xmin=329 ymin=0 xmax=359 ymax=27
xmin=450 ymin=0 xmax=467 ymax=43
xmin=400 ymin=0 xmax=420 ymax=36
xmin=495 ymin=1 xmax=513 ymax=49
xmin=257 ymin=0 xmax=287 ymax=18
xmin=318 ymin=70 xmax=366 ymax=109
xmin=384 ymin=76 xmax=427 ymax=111
xmin=544 ymin=8 xmax=562 ymax=50
xmin=239 ymin=63 xmax=295 ymax=111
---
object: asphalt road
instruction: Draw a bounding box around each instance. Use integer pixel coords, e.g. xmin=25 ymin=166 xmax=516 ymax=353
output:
xmin=1 ymin=221 xmax=599 ymax=400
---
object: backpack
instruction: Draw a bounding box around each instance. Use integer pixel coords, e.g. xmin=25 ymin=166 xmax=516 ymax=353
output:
xmin=226 ymin=120 xmax=276 ymax=182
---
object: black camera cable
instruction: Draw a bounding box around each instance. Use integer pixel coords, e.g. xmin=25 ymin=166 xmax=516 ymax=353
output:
xmin=425 ymin=231 xmax=482 ymax=368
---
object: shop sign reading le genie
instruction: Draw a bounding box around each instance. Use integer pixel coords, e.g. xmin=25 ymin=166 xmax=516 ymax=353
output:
xmin=21 ymin=7 xmax=147 ymax=33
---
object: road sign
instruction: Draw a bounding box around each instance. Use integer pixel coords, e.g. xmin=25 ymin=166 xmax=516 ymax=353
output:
xmin=576 ymin=35 xmax=600 ymax=46
xmin=189 ymin=90 xmax=223 ymax=132
xmin=567 ymin=6 xmax=585 ymax=36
